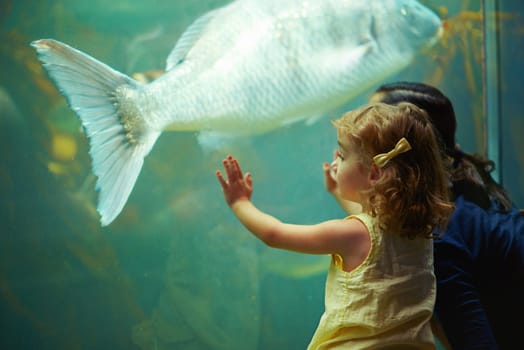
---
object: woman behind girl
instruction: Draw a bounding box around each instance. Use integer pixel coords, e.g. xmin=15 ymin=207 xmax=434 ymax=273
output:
xmin=216 ymin=102 xmax=453 ymax=349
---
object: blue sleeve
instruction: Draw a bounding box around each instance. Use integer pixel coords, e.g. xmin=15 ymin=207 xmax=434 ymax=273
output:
xmin=434 ymin=237 xmax=499 ymax=349
xmin=434 ymin=197 xmax=524 ymax=349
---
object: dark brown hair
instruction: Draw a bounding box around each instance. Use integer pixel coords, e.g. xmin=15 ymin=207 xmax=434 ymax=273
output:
xmin=373 ymin=82 xmax=512 ymax=211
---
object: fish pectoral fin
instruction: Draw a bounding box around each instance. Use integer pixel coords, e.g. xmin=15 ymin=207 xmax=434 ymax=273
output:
xmin=196 ymin=130 xmax=248 ymax=152
xmin=343 ymin=40 xmax=374 ymax=67
xmin=279 ymin=112 xmax=326 ymax=127
xmin=304 ymin=113 xmax=325 ymax=126
xmin=166 ymin=8 xmax=222 ymax=70
xmin=314 ymin=40 xmax=374 ymax=76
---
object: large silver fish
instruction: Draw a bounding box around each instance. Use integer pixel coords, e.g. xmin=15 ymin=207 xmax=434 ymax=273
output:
xmin=32 ymin=0 xmax=442 ymax=226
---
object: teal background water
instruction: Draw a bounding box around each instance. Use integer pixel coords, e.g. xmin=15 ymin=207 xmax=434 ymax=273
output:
xmin=1 ymin=0 xmax=523 ymax=349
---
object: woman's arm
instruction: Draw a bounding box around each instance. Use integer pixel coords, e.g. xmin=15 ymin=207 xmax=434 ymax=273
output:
xmin=434 ymin=240 xmax=498 ymax=349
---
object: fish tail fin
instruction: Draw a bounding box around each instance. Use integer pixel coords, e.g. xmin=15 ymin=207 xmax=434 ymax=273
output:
xmin=31 ymin=39 xmax=160 ymax=226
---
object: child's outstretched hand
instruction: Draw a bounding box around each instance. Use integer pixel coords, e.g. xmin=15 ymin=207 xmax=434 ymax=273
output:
xmin=216 ymin=155 xmax=253 ymax=207
xmin=323 ymin=149 xmax=339 ymax=195
xmin=323 ymin=150 xmax=362 ymax=214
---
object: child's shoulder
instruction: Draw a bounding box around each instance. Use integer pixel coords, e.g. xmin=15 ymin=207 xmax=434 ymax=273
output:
xmin=345 ymin=212 xmax=373 ymax=229
xmin=338 ymin=214 xmax=372 ymax=241
xmin=323 ymin=216 xmax=370 ymax=239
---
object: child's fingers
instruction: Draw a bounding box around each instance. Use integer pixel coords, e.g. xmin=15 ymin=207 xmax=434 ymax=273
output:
xmin=223 ymin=157 xmax=236 ymax=179
xmin=245 ymin=172 xmax=253 ymax=188
xmin=224 ymin=156 xmax=244 ymax=180
xmin=216 ymin=170 xmax=228 ymax=188
xmin=221 ymin=155 xmax=249 ymax=186
xmin=231 ymin=157 xmax=243 ymax=179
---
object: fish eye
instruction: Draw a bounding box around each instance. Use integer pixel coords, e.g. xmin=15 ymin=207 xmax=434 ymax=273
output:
xmin=398 ymin=4 xmax=420 ymax=27
xmin=400 ymin=4 xmax=415 ymax=20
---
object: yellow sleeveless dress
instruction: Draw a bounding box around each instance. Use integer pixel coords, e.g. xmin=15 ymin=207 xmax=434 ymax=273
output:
xmin=307 ymin=213 xmax=436 ymax=350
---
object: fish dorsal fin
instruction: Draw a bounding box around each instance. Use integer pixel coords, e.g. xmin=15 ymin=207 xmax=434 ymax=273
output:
xmin=166 ymin=9 xmax=220 ymax=71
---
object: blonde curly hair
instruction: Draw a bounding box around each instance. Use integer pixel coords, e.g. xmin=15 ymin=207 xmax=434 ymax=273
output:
xmin=334 ymin=102 xmax=454 ymax=239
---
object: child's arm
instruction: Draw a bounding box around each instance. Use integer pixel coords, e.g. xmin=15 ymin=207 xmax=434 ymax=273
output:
xmin=216 ymin=156 xmax=369 ymax=257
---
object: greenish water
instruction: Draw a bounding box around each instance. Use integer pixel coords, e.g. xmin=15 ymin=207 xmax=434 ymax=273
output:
xmin=1 ymin=0 xmax=523 ymax=349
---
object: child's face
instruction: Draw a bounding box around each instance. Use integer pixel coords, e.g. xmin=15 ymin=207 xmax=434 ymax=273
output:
xmin=333 ymin=130 xmax=372 ymax=203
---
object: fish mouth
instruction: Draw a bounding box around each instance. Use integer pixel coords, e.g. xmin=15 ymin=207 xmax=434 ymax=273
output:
xmin=422 ymin=24 xmax=444 ymax=50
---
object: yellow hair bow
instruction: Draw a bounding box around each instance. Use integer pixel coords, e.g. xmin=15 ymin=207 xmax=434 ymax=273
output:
xmin=372 ymin=137 xmax=412 ymax=168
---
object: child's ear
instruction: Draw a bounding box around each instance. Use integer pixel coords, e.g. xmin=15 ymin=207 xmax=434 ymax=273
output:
xmin=368 ymin=163 xmax=383 ymax=184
